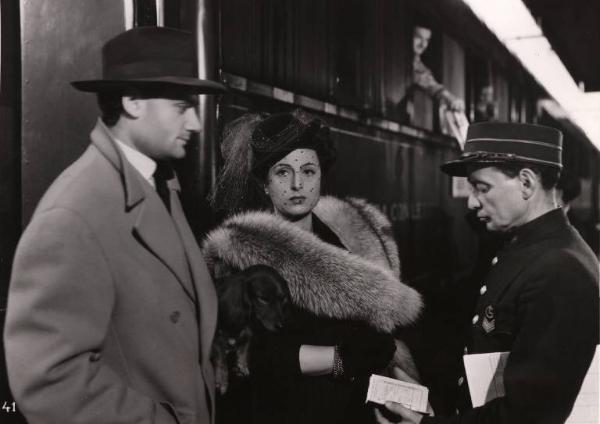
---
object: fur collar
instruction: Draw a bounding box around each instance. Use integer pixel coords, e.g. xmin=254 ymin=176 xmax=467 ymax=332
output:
xmin=202 ymin=197 xmax=422 ymax=332
xmin=313 ymin=196 xmax=401 ymax=277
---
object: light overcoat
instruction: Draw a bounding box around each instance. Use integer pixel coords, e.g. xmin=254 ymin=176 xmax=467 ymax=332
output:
xmin=4 ymin=120 xmax=218 ymax=424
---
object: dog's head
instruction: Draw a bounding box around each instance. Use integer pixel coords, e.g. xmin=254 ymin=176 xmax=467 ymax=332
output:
xmin=213 ymin=265 xmax=292 ymax=391
xmin=244 ymin=265 xmax=291 ymax=332
xmin=216 ymin=264 xmax=291 ymax=336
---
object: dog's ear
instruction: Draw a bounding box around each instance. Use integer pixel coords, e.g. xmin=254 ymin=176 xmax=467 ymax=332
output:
xmin=216 ymin=272 xmax=251 ymax=334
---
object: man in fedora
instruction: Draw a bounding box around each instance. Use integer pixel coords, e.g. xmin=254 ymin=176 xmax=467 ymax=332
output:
xmin=376 ymin=122 xmax=599 ymax=424
xmin=4 ymin=27 xmax=226 ymax=423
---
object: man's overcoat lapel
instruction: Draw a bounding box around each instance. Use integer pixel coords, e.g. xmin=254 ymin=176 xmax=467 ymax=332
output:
xmin=169 ymin=191 xmax=217 ymax=363
xmin=90 ymin=121 xmax=196 ymax=300
xmin=170 ymin=191 xmax=218 ymax=409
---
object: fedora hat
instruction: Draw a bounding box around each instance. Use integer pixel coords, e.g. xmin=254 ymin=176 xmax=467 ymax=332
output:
xmin=71 ymin=26 xmax=226 ymax=94
xmin=441 ymin=122 xmax=563 ymax=176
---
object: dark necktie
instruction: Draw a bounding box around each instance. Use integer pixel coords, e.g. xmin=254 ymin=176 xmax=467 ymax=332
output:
xmin=154 ymin=161 xmax=173 ymax=212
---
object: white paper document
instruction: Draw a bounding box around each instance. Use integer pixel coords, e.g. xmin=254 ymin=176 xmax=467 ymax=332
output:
xmin=463 ymin=351 xmax=508 ymax=407
xmin=565 ymin=346 xmax=599 ymax=424
xmin=366 ymin=374 xmax=429 ymax=413
xmin=463 ymin=345 xmax=599 ymax=424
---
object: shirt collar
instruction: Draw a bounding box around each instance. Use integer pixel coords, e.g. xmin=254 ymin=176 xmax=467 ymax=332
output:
xmin=111 ymin=137 xmax=157 ymax=186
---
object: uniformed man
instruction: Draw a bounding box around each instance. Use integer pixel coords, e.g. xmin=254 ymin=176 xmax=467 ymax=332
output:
xmin=376 ymin=122 xmax=599 ymax=424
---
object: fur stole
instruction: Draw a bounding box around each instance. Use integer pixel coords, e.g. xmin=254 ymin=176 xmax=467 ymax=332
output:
xmin=202 ymin=197 xmax=422 ymax=333
xmin=313 ymin=196 xmax=401 ymax=277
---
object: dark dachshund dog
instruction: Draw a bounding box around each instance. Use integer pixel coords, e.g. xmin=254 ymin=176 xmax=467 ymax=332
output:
xmin=212 ymin=264 xmax=291 ymax=394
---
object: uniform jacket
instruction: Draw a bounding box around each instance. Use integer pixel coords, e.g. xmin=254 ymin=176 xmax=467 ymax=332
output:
xmin=202 ymin=197 xmax=423 ymax=424
xmin=4 ymin=120 xmax=218 ymax=424
xmin=424 ymin=209 xmax=599 ymax=424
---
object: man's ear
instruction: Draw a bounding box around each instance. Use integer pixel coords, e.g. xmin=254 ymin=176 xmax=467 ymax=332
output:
xmin=122 ymin=96 xmax=145 ymax=118
xmin=519 ymin=168 xmax=538 ymax=200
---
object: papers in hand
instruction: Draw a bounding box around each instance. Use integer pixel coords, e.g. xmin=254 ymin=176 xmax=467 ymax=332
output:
xmin=463 ymin=351 xmax=508 ymax=407
xmin=463 ymin=346 xmax=599 ymax=424
xmin=366 ymin=374 xmax=429 ymax=413
xmin=567 ymin=346 xmax=599 ymax=424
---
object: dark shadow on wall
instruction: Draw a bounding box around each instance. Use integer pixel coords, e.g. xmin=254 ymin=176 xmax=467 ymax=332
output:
xmin=0 ymin=1 xmax=27 ymax=422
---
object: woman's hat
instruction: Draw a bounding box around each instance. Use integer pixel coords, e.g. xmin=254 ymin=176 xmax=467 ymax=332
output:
xmin=71 ymin=26 xmax=227 ymax=94
xmin=209 ymin=110 xmax=335 ymax=215
xmin=441 ymin=122 xmax=563 ymax=176
xmin=250 ymin=110 xmax=335 ymax=177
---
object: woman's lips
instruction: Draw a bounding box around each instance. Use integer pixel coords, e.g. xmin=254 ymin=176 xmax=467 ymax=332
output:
xmin=289 ymin=196 xmax=306 ymax=205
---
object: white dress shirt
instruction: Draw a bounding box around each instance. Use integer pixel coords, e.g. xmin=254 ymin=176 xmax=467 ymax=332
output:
xmin=112 ymin=138 xmax=157 ymax=188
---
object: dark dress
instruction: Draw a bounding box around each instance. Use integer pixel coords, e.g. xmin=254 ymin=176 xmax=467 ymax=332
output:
xmin=423 ymin=209 xmax=599 ymax=424
xmin=246 ymin=215 xmax=377 ymax=424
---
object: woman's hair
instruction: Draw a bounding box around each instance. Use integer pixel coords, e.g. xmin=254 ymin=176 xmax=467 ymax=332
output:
xmin=209 ymin=109 xmax=335 ymax=215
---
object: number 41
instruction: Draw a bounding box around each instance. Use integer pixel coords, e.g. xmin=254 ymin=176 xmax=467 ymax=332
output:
xmin=2 ymin=401 xmax=16 ymax=412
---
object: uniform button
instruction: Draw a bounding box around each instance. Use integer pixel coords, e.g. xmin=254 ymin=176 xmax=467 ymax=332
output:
xmin=170 ymin=311 xmax=181 ymax=323
xmin=457 ymin=376 xmax=464 ymax=386
xmin=491 ymin=256 xmax=498 ymax=265
xmin=472 ymin=315 xmax=479 ymax=325
xmin=463 ymin=346 xmax=469 ymax=354
xmin=480 ymin=285 xmax=487 ymax=295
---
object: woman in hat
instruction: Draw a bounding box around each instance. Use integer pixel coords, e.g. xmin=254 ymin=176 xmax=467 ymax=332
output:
xmin=202 ymin=110 xmax=423 ymax=424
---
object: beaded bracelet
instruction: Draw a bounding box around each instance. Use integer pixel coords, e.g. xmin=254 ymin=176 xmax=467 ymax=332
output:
xmin=332 ymin=345 xmax=345 ymax=378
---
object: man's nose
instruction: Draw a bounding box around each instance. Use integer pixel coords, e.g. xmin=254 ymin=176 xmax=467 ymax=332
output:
xmin=467 ymin=193 xmax=481 ymax=210
xmin=185 ymin=108 xmax=201 ymax=132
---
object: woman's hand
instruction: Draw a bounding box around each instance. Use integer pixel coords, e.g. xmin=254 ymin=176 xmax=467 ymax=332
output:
xmin=389 ymin=367 xmax=418 ymax=384
xmin=298 ymin=331 xmax=397 ymax=379
xmin=339 ymin=331 xmax=396 ymax=378
xmin=374 ymin=402 xmax=424 ymax=424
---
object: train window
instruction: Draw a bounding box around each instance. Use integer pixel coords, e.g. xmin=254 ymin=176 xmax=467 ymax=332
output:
xmin=163 ymin=0 xmax=183 ymax=28
xmin=134 ymin=0 xmax=158 ymax=27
